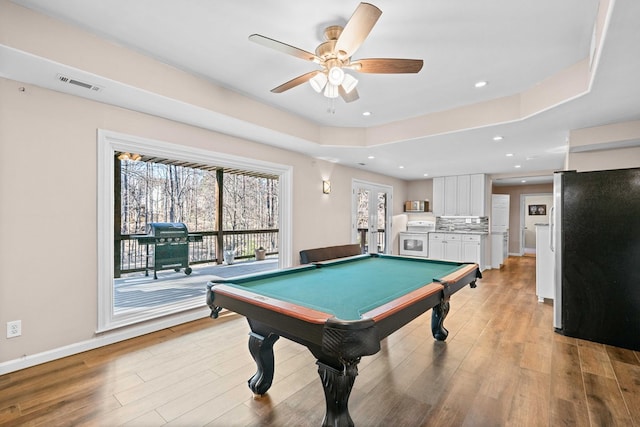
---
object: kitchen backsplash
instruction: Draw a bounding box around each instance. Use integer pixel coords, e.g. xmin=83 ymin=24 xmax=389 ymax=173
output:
xmin=436 ymin=216 xmax=489 ymax=232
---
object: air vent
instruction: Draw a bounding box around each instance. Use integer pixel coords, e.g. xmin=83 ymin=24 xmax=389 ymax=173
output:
xmin=56 ymin=74 xmax=102 ymax=92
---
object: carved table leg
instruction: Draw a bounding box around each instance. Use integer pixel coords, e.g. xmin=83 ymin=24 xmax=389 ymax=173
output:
xmin=247 ymin=331 xmax=280 ymax=395
xmin=316 ymin=358 xmax=360 ymax=427
xmin=431 ymin=298 xmax=451 ymax=341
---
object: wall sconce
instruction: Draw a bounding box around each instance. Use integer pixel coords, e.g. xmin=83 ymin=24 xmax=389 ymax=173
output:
xmin=322 ymin=180 xmax=331 ymax=194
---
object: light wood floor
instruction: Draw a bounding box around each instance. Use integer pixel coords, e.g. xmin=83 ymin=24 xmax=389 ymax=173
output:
xmin=1 ymin=256 xmax=639 ymax=426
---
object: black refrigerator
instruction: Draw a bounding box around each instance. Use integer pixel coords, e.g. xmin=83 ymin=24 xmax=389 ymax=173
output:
xmin=552 ymin=167 xmax=640 ymax=351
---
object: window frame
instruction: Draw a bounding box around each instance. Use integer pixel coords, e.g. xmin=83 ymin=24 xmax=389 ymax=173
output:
xmin=97 ymin=129 xmax=292 ymax=332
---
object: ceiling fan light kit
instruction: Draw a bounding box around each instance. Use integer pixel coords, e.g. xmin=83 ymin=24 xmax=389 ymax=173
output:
xmin=309 ymin=73 xmax=328 ymax=93
xmin=324 ymin=83 xmax=339 ymax=99
xmin=341 ymin=73 xmax=358 ymax=94
xmin=249 ymin=2 xmax=423 ymax=107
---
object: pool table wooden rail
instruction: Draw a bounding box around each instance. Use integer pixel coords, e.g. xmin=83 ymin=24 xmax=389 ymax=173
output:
xmin=210 ymin=283 xmax=333 ymax=325
xmin=435 ymin=262 xmax=480 ymax=296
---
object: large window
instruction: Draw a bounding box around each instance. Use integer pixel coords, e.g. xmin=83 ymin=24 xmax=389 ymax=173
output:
xmin=98 ymin=130 xmax=292 ymax=332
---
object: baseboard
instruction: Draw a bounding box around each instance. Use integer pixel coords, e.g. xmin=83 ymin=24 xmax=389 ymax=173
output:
xmin=0 ymin=307 xmax=211 ymax=375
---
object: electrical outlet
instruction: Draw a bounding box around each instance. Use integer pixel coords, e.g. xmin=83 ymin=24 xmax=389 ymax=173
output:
xmin=7 ymin=320 xmax=21 ymax=338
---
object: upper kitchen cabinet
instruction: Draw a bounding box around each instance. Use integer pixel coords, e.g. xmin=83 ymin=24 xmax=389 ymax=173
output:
xmin=433 ymin=177 xmax=445 ymax=216
xmin=469 ymin=174 xmax=486 ymax=216
xmin=456 ymin=175 xmax=471 ymax=215
xmin=433 ymin=174 xmax=486 ymax=216
xmin=444 ymin=176 xmax=458 ymax=215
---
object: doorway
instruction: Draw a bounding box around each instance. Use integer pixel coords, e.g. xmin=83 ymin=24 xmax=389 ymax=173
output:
xmin=352 ymin=180 xmax=392 ymax=254
xmin=520 ymin=193 xmax=553 ymax=255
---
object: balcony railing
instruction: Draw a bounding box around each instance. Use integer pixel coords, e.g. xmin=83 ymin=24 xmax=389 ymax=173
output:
xmin=117 ymin=229 xmax=278 ymax=276
xmin=357 ymin=228 xmax=386 ymax=253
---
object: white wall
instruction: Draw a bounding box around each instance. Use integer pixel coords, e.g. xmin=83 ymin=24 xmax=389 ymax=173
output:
xmin=0 ymin=77 xmax=408 ymax=368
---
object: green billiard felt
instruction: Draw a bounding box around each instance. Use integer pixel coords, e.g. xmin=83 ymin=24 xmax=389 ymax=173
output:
xmin=223 ymin=256 xmax=464 ymax=320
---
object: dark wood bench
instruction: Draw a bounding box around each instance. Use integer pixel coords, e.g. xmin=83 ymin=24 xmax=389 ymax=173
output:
xmin=299 ymin=244 xmax=363 ymax=264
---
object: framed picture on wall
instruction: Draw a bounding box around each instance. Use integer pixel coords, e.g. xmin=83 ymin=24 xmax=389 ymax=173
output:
xmin=528 ymin=204 xmax=546 ymax=215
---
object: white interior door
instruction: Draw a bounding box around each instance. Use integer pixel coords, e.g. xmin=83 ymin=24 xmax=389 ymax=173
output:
xmin=352 ymin=180 xmax=392 ymax=254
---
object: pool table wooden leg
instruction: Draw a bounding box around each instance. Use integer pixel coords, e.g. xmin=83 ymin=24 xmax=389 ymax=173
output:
xmin=247 ymin=331 xmax=280 ymax=395
xmin=431 ymin=298 xmax=451 ymax=341
xmin=316 ymin=358 xmax=359 ymax=427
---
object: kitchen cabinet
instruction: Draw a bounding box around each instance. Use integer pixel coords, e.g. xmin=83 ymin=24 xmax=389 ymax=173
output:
xmin=431 ymin=232 xmax=486 ymax=267
xmin=428 ymin=233 xmax=445 ymax=259
xmin=432 ymin=177 xmax=445 ymax=216
xmin=470 ymin=174 xmax=486 ymax=216
xmin=433 ymin=174 xmax=486 ymax=216
xmin=429 ymin=233 xmax=465 ymax=262
xmin=456 ymin=175 xmax=470 ymax=216
xmin=443 ymin=233 xmax=462 ymax=261
xmin=444 ymin=176 xmax=458 ymax=215
xmin=461 ymin=234 xmax=485 ymax=269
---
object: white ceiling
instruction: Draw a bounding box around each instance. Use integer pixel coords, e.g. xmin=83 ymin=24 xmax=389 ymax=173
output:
xmin=5 ymin=0 xmax=640 ymax=182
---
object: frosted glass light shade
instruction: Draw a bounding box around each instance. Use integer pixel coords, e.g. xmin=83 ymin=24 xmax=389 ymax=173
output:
xmin=341 ymin=73 xmax=358 ymax=94
xmin=324 ymin=83 xmax=339 ymax=98
xmin=327 ymin=67 xmax=345 ymax=86
xmin=309 ymin=72 xmax=328 ymax=93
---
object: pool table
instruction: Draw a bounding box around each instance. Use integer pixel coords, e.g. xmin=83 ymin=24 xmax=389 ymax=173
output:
xmin=206 ymin=254 xmax=481 ymax=427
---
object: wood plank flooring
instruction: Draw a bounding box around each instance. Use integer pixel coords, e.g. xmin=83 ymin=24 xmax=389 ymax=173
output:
xmin=1 ymin=256 xmax=639 ymax=426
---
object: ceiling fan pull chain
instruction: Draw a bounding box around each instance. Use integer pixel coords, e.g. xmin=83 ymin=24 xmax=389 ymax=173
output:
xmin=327 ymin=97 xmax=336 ymax=114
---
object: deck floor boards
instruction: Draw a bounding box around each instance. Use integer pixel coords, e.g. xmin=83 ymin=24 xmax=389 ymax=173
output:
xmin=114 ymin=259 xmax=279 ymax=312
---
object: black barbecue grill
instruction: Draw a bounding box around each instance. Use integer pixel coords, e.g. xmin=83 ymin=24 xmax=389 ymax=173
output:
xmin=133 ymin=222 xmax=203 ymax=279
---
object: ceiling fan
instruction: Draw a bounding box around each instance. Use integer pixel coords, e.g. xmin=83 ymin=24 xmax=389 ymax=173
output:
xmin=249 ymin=2 xmax=423 ymax=104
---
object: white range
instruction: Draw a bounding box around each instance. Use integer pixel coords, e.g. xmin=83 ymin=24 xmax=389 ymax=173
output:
xmin=399 ymin=220 xmax=435 ymax=258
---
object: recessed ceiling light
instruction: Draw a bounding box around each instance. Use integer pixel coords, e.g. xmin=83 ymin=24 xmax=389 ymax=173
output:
xmin=493 ymin=135 xmax=503 ymax=141
xmin=506 ymin=153 xmax=514 ymax=157
xmin=475 ymin=81 xmax=488 ymax=88
xmin=514 ymin=164 xmax=522 ymax=168
xmin=423 ymin=173 xmax=429 ymax=177
xmin=399 ymin=166 xmax=404 ymax=169
xmin=362 ymin=111 xmax=371 ymax=116
xmin=367 ymin=155 xmax=375 ymax=159
xmin=521 ymin=180 xmax=527 ymax=183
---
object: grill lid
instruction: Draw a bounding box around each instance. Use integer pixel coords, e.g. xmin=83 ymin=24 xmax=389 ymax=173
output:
xmin=146 ymin=222 xmax=189 ymax=237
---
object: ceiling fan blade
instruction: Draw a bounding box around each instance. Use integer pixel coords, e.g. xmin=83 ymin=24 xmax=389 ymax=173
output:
xmin=339 ymin=86 xmax=359 ymax=103
xmin=352 ymin=58 xmax=424 ymax=74
xmin=335 ymin=3 xmax=382 ymax=58
xmin=249 ymin=34 xmax=321 ymax=64
xmin=271 ymin=71 xmax=320 ymax=93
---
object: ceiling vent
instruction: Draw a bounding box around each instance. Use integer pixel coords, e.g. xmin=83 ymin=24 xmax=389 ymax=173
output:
xmin=56 ymin=74 xmax=103 ymax=92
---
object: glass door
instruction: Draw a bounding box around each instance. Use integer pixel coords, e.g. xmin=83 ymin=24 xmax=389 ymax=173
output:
xmin=353 ymin=180 xmax=392 ymax=254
